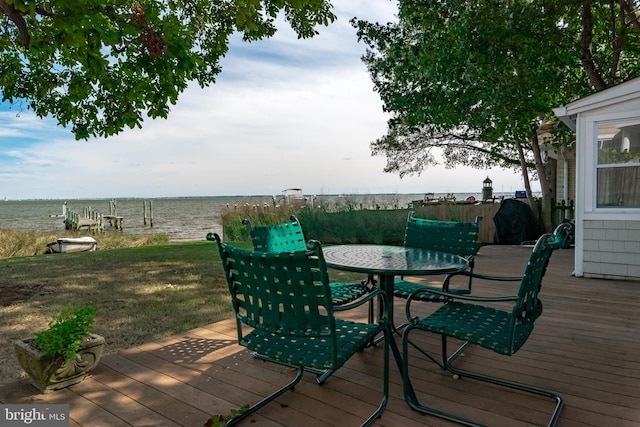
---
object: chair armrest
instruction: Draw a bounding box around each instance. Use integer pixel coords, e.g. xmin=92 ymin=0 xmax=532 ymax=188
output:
xmin=405 ymin=287 xmax=519 ymax=324
xmin=443 ymin=270 xmax=522 ymax=288
xmin=334 ymin=288 xmax=386 ymax=315
xmin=407 ymin=287 xmax=519 ymax=303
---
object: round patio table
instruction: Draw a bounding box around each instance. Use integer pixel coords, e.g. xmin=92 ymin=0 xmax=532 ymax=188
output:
xmin=323 ymin=244 xmax=468 ymax=324
xmin=323 ymin=244 xmax=469 ymax=389
xmin=323 ymin=244 xmax=468 ymax=277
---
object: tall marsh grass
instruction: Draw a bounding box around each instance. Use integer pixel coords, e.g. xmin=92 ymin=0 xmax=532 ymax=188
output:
xmin=220 ymin=205 xmax=301 ymax=242
xmin=0 ymin=230 xmax=169 ymax=258
xmin=221 ymin=204 xmax=412 ymax=245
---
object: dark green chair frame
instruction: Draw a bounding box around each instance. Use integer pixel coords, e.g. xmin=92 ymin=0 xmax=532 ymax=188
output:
xmin=383 ymin=212 xmax=482 ymax=353
xmin=214 ymin=234 xmax=389 ymax=426
xmin=243 ymin=215 xmax=373 ymax=307
xmin=394 ymin=211 xmax=483 ymax=302
xmin=401 ymin=224 xmax=568 ymax=427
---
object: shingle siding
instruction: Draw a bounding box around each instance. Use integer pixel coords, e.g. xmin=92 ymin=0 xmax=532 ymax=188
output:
xmin=583 ymin=219 xmax=640 ymax=279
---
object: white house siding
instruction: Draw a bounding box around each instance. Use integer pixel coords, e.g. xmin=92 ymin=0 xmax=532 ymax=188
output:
xmin=583 ymin=219 xmax=640 ymax=279
xmin=555 ymin=78 xmax=640 ymax=281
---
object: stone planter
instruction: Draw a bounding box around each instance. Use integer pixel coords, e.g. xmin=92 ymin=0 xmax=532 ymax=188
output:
xmin=13 ymin=334 xmax=105 ymax=393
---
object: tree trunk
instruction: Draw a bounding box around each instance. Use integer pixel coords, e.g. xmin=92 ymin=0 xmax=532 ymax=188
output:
xmin=530 ymin=132 xmax=554 ymax=232
xmin=581 ymin=2 xmax=607 ymax=91
xmin=515 ymin=139 xmax=536 ymax=209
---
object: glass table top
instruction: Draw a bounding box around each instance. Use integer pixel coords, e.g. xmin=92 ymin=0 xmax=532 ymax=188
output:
xmin=323 ymin=244 xmax=468 ymax=276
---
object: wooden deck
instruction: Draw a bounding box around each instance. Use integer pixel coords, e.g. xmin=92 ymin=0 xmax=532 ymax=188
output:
xmin=2 ymin=245 xmax=639 ymax=426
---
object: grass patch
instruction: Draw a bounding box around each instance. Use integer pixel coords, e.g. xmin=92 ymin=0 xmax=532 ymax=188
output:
xmin=0 ymin=238 xmax=364 ymax=385
xmin=0 ymin=241 xmax=244 ymax=384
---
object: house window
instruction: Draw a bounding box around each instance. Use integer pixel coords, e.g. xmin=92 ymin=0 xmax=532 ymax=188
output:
xmin=596 ymin=121 xmax=640 ymax=208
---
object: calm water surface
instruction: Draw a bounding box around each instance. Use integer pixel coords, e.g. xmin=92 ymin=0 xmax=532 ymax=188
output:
xmin=0 ymin=195 xmax=450 ymax=242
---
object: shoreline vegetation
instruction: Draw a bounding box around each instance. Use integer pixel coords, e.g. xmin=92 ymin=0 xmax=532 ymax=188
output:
xmin=0 ymin=230 xmax=170 ymax=259
xmin=221 ymin=205 xmax=409 ymax=245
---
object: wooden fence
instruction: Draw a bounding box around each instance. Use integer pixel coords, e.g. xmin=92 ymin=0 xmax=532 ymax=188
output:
xmin=412 ymin=203 xmax=501 ymax=244
xmin=551 ymin=199 xmax=574 ymax=225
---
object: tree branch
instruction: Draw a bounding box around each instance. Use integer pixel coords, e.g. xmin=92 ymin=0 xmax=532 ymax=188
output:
xmin=581 ymin=1 xmax=607 ymax=90
xmin=35 ymin=7 xmax=55 ymax=17
xmin=622 ymin=0 xmax=640 ymax=33
xmin=0 ymin=0 xmax=30 ymax=48
xmin=609 ymin=0 xmax=626 ymax=84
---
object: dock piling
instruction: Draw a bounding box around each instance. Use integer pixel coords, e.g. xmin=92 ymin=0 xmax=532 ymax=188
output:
xmin=102 ymin=199 xmax=124 ymax=230
xmin=143 ymin=200 xmax=154 ymax=227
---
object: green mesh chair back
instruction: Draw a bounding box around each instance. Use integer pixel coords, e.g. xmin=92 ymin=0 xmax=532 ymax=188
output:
xmin=243 ymin=215 xmax=370 ymax=306
xmin=404 ymin=211 xmax=481 ymax=258
xmin=243 ymin=215 xmax=306 ymax=253
xmin=214 ymin=234 xmax=389 ymax=426
xmin=220 ymin=240 xmax=337 ymax=361
xmin=401 ymin=226 xmax=567 ymax=426
xmin=394 ymin=211 xmax=482 ymax=302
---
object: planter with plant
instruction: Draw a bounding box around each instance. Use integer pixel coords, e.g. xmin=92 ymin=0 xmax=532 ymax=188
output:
xmin=13 ymin=305 xmax=105 ymax=393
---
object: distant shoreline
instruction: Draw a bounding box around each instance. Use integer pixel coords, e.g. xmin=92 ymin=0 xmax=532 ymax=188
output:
xmin=1 ymin=191 xmax=528 ymax=203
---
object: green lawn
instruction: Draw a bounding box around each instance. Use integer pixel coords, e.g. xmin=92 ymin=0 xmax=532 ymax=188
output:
xmin=0 ymin=240 xmax=364 ymax=385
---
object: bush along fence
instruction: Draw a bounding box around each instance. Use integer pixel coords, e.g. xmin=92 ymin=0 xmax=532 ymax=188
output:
xmin=221 ymin=203 xmax=500 ymax=245
xmin=221 ymin=196 xmax=576 ymax=246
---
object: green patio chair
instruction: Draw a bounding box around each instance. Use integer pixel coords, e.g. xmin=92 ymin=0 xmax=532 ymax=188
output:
xmin=394 ymin=211 xmax=483 ymax=302
xmin=243 ymin=215 xmax=374 ymax=308
xmin=213 ymin=234 xmax=389 ymax=427
xmin=401 ymin=225 xmax=568 ymax=427
xmin=384 ymin=212 xmax=482 ymax=353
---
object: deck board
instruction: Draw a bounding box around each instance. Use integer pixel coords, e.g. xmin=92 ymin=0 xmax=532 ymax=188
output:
xmin=2 ymin=245 xmax=639 ymax=427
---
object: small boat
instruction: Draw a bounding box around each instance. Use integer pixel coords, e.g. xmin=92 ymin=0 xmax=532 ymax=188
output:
xmin=47 ymin=237 xmax=98 ymax=254
xmin=409 ymin=192 xmax=446 ymax=207
xmin=278 ymin=188 xmax=308 ymax=206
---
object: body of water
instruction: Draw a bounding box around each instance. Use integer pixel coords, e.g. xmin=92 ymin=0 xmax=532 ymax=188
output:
xmin=0 ymin=193 xmax=488 ymax=242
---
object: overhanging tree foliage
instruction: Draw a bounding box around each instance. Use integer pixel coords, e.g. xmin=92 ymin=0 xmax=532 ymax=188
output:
xmin=354 ymin=0 xmax=640 ymax=231
xmin=0 ymin=0 xmax=335 ymax=139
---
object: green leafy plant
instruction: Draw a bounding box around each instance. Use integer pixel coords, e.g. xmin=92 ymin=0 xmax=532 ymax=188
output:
xmin=33 ymin=306 xmax=97 ymax=364
xmin=203 ymin=406 xmax=250 ymax=427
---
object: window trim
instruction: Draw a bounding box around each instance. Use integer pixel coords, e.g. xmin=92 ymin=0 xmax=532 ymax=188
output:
xmin=586 ymin=111 xmax=640 ymax=214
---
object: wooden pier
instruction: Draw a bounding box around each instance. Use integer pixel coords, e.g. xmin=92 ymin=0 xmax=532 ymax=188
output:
xmin=64 ymin=207 xmax=104 ymax=232
xmin=59 ymin=199 xmax=162 ymax=233
xmin=63 ymin=200 xmax=123 ymax=232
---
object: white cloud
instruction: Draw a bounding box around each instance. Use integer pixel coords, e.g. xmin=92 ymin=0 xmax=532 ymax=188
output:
xmin=0 ymin=0 xmax=533 ymax=200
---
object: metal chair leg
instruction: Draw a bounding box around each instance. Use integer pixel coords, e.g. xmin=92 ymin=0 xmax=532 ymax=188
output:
xmin=226 ymin=365 xmax=304 ymax=426
xmin=402 ymin=327 xmax=564 ymax=427
xmin=362 ymin=323 xmax=390 ymax=427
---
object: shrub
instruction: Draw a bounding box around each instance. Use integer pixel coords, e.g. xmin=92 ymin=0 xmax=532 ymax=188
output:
xmin=34 ymin=306 xmax=97 ymax=364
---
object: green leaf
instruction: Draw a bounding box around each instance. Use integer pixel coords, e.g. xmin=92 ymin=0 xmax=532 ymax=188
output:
xmin=0 ymin=0 xmax=336 ymax=139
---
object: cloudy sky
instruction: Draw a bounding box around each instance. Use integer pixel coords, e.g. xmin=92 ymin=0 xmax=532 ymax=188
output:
xmin=0 ymin=1 xmax=532 ymax=200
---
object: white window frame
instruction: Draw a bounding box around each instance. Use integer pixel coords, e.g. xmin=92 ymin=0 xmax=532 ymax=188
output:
xmin=584 ymin=110 xmax=640 ymax=219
